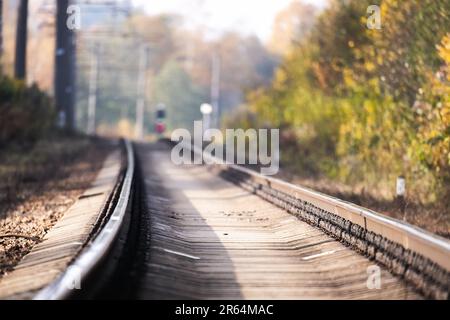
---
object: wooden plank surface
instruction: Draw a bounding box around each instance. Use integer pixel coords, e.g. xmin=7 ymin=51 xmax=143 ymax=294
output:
xmin=136 ymin=145 xmax=421 ymax=299
xmin=0 ymin=150 xmax=121 ymax=299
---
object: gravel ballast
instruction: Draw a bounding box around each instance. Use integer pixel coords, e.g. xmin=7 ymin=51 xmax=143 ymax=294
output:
xmin=0 ymin=137 xmax=113 ymax=277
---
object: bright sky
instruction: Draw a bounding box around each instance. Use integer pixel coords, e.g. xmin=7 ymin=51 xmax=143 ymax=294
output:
xmin=131 ymin=0 xmax=328 ymax=41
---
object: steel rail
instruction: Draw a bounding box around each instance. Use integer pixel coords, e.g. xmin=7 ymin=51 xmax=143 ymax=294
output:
xmin=34 ymin=140 xmax=134 ymax=300
xmin=232 ymin=165 xmax=450 ymax=271
xmin=183 ymin=141 xmax=450 ymax=298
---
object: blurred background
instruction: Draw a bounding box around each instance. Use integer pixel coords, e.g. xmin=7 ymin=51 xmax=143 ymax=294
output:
xmin=0 ymin=0 xmax=449 ymax=235
xmin=1 ymin=0 xmax=325 ymax=136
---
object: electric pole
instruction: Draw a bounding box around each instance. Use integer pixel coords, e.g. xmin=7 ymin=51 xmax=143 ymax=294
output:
xmin=135 ymin=44 xmax=149 ymax=140
xmin=211 ymin=52 xmax=221 ymax=128
xmin=87 ymin=43 xmax=99 ymax=135
xmin=0 ymin=0 xmax=3 ymax=59
xmin=55 ymin=0 xmax=76 ymax=131
xmin=14 ymin=0 xmax=28 ymax=80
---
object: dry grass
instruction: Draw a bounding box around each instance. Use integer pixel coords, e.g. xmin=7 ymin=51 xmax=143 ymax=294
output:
xmin=276 ymin=170 xmax=450 ymax=239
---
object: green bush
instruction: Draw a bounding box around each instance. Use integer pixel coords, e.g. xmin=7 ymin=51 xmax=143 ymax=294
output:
xmin=0 ymin=76 xmax=55 ymax=146
xmin=241 ymin=0 xmax=450 ymax=205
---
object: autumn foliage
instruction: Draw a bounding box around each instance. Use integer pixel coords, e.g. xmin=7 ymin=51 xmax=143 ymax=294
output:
xmin=234 ymin=0 xmax=450 ymax=205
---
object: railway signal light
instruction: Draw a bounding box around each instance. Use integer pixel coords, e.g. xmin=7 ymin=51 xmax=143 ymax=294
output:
xmin=155 ymin=103 xmax=166 ymax=135
xmin=155 ymin=121 xmax=166 ymax=135
xmin=156 ymin=103 xmax=166 ymax=120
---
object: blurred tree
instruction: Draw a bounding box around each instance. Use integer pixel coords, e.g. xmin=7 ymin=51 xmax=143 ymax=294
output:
xmin=310 ymin=0 xmax=376 ymax=93
xmin=207 ymin=32 xmax=277 ymax=117
xmin=153 ymin=60 xmax=207 ymax=130
xmin=371 ymin=0 xmax=450 ymax=105
xmin=0 ymin=0 xmax=3 ymax=60
xmin=27 ymin=0 xmax=55 ymax=92
xmin=2 ymin=1 xmax=16 ymax=76
xmin=412 ymin=34 xmax=450 ymax=203
xmin=14 ymin=0 xmax=28 ymax=80
xmin=243 ymin=0 xmax=450 ymax=204
xmin=77 ymin=13 xmax=276 ymax=134
xmin=170 ymin=29 xmax=277 ymax=118
xmin=269 ymin=1 xmax=318 ymax=56
xmin=127 ymin=14 xmax=179 ymax=73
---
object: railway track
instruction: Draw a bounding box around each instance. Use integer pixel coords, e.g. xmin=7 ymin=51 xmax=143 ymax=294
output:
xmin=35 ymin=140 xmax=134 ymax=299
xmin=0 ymin=140 xmax=448 ymax=300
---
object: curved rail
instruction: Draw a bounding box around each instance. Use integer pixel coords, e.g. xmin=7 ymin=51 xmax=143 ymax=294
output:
xmin=34 ymin=140 xmax=134 ymax=300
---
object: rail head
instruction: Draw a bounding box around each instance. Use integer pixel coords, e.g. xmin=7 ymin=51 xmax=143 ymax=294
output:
xmin=229 ymin=163 xmax=450 ymax=272
xmin=185 ymin=141 xmax=450 ymax=273
xmin=34 ymin=139 xmax=134 ymax=300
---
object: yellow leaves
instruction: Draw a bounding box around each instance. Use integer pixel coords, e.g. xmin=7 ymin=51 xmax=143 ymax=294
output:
xmin=414 ymin=33 xmax=450 ymax=180
xmin=442 ymin=105 xmax=450 ymax=127
xmin=343 ymin=68 xmax=356 ymax=88
xmin=273 ymin=68 xmax=288 ymax=92
xmin=365 ymin=61 xmax=376 ymax=72
xmin=243 ymin=0 xmax=450 ymax=202
xmin=437 ymin=34 xmax=450 ymax=64
xmin=436 ymin=34 xmax=450 ymax=84
xmin=311 ymin=62 xmax=327 ymax=90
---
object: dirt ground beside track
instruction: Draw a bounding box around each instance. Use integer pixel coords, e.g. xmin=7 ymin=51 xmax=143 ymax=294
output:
xmin=0 ymin=137 xmax=113 ymax=277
